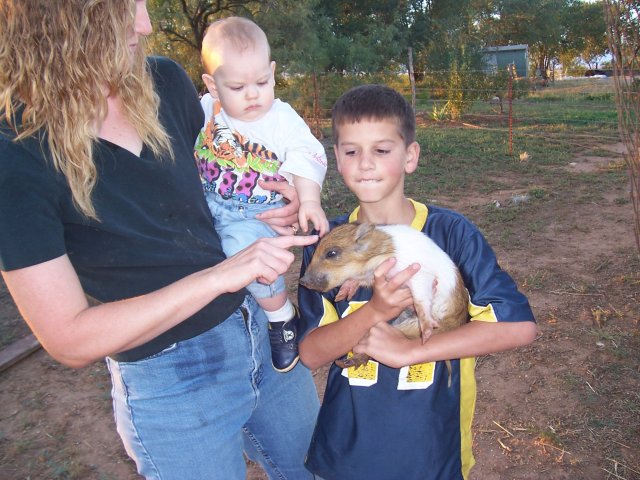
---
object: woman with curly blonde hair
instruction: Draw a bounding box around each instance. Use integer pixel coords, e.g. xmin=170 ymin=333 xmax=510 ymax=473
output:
xmin=0 ymin=1 xmax=319 ymax=478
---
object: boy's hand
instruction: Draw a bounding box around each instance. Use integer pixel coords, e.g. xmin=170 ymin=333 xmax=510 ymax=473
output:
xmin=298 ymin=199 xmax=329 ymax=237
xmin=354 ymin=276 xmax=439 ymax=368
xmin=366 ymin=258 xmax=419 ymax=321
xmin=352 ymin=322 xmax=419 ymax=368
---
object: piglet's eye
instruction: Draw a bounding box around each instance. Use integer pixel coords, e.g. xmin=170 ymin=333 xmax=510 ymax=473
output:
xmin=325 ymin=249 xmax=339 ymax=259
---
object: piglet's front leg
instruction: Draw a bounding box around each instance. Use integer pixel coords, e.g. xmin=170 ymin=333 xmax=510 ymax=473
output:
xmin=335 ymin=352 xmax=371 ymax=369
xmin=335 ymin=278 xmax=362 ymax=302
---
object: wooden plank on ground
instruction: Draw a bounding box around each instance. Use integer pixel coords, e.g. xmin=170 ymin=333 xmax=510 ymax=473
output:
xmin=0 ymin=334 xmax=41 ymax=373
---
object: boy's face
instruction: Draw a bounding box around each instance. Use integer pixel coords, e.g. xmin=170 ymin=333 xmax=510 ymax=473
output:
xmin=202 ymin=41 xmax=275 ymax=122
xmin=334 ymin=118 xmax=419 ymax=207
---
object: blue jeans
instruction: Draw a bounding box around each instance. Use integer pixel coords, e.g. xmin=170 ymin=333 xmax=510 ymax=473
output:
xmin=106 ymin=296 xmax=319 ymax=479
xmin=206 ymin=191 xmax=286 ymax=299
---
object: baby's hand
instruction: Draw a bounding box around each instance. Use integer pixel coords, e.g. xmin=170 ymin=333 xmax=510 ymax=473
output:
xmin=298 ymin=200 xmax=329 ymax=237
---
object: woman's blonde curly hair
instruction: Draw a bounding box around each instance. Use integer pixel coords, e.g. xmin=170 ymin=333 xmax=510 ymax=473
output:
xmin=0 ymin=0 xmax=173 ymax=219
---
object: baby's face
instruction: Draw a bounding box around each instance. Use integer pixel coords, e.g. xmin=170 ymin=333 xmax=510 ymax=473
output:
xmin=209 ymin=42 xmax=275 ymax=122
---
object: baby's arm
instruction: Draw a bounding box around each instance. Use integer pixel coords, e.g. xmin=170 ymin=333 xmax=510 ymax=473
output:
xmin=299 ymin=259 xmax=419 ymax=370
xmin=292 ymin=175 xmax=329 ymax=236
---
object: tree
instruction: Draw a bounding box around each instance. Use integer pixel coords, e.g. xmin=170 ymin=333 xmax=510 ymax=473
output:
xmin=604 ymin=0 xmax=640 ymax=252
xmin=147 ymin=0 xmax=266 ymax=83
xmin=478 ymin=0 xmax=575 ymax=78
xmin=148 ymin=0 xmax=262 ymax=51
xmin=562 ymin=1 xmax=608 ymax=69
xmin=311 ymin=0 xmax=404 ymax=73
xmin=255 ymin=0 xmax=330 ymax=134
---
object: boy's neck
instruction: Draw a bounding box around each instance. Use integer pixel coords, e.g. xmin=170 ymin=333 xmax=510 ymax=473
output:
xmin=356 ymin=197 xmax=415 ymax=225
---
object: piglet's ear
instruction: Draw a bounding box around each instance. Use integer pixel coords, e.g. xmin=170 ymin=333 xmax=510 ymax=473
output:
xmin=355 ymin=223 xmax=376 ymax=243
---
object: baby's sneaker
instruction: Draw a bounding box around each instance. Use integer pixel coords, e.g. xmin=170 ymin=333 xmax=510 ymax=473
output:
xmin=268 ymin=311 xmax=300 ymax=373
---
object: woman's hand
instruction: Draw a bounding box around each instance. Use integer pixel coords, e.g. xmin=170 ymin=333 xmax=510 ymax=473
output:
xmin=255 ymin=179 xmax=300 ymax=235
xmin=213 ymin=234 xmax=318 ymax=293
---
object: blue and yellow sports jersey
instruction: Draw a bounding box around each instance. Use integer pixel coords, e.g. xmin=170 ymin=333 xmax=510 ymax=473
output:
xmin=298 ymin=200 xmax=536 ymax=480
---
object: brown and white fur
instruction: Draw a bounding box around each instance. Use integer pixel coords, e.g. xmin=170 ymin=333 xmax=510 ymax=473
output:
xmin=300 ymin=223 xmax=468 ymax=384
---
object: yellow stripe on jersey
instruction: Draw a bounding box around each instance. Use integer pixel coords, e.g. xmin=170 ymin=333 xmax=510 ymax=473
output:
xmin=318 ymin=296 xmax=340 ymax=327
xmin=409 ymin=198 xmax=428 ymax=230
xmin=343 ymin=300 xmax=367 ymax=316
xmin=460 ymin=356 xmax=477 ymax=478
xmin=349 ymin=198 xmax=428 ymax=230
xmin=469 ymin=301 xmax=499 ymax=322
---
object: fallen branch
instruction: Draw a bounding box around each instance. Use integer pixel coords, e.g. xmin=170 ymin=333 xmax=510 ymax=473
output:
xmin=0 ymin=334 xmax=41 ymax=372
xmin=550 ymin=290 xmax=605 ymax=297
xmin=492 ymin=420 xmax=514 ymax=437
xmin=497 ymin=438 xmax=512 ymax=452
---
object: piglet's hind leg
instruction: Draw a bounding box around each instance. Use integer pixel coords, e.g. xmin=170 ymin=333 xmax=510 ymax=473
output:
xmin=414 ymin=300 xmax=439 ymax=344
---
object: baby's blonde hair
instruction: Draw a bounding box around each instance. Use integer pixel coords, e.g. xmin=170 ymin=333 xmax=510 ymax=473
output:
xmin=0 ymin=0 xmax=173 ymax=219
xmin=201 ymin=17 xmax=271 ymax=75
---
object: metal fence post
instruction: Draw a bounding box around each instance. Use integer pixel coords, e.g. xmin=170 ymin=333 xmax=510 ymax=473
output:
xmin=508 ymin=73 xmax=513 ymax=155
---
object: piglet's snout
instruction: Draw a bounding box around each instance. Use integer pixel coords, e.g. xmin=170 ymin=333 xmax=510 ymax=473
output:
xmin=300 ymin=271 xmax=329 ymax=291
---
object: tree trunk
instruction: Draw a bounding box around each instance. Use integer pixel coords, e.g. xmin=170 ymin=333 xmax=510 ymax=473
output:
xmin=408 ymin=47 xmax=416 ymax=112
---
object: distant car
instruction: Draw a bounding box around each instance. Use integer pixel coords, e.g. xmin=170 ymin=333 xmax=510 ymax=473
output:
xmin=584 ymin=69 xmax=611 ymax=77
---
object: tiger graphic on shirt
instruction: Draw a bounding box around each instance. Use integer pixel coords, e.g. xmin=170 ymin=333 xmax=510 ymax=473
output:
xmin=194 ymin=118 xmax=286 ymax=204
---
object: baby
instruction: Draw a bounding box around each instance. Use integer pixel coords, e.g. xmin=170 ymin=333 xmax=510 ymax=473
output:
xmin=194 ymin=17 xmax=329 ymax=372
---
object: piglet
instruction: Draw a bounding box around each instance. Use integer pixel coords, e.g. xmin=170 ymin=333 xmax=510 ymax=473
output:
xmin=300 ymin=222 xmax=468 ymax=385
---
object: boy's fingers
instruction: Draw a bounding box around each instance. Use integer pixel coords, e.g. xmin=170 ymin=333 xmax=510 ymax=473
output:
xmin=373 ymin=258 xmax=397 ymax=280
xmin=388 ymin=263 xmax=420 ymax=287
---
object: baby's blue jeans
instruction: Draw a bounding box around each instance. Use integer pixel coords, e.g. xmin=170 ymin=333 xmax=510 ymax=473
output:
xmin=206 ymin=191 xmax=287 ymax=299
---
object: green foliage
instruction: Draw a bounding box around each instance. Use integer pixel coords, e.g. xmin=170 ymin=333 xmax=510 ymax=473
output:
xmin=419 ymin=67 xmax=530 ymax=121
xmin=276 ymin=72 xmax=404 ymax=123
xmin=431 ymin=102 xmax=449 ymax=122
xmin=256 ymin=0 xmax=329 ymax=75
xmin=146 ymin=0 xmax=612 ymax=95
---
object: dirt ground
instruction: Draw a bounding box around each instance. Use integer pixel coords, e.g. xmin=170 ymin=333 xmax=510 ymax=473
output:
xmin=1 ymin=143 xmax=639 ymax=479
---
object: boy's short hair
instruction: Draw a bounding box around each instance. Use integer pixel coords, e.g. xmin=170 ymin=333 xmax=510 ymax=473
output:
xmin=332 ymin=84 xmax=416 ymax=145
xmin=201 ymin=16 xmax=270 ymax=74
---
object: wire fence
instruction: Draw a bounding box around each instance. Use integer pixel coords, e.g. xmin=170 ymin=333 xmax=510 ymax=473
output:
xmin=283 ymin=74 xmax=620 ymax=157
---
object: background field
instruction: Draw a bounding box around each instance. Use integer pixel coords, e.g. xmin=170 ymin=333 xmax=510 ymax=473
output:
xmin=1 ymin=77 xmax=639 ymax=479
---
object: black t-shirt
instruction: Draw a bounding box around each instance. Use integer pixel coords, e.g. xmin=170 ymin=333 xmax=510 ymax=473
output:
xmin=0 ymin=57 xmax=245 ymax=361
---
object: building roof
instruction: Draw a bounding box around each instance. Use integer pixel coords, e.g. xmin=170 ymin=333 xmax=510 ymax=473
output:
xmin=481 ymin=44 xmax=529 ymax=52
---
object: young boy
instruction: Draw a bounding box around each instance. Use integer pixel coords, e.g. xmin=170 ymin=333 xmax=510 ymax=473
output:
xmin=298 ymin=84 xmax=537 ymax=479
xmin=194 ymin=17 xmax=329 ymax=372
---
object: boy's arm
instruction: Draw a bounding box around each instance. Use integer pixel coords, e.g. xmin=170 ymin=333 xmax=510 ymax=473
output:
xmin=352 ymin=318 xmax=537 ymax=369
xmin=291 ymin=175 xmax=329 ymax=236
xmin=299 ymin=258 xmax=420 ymax=370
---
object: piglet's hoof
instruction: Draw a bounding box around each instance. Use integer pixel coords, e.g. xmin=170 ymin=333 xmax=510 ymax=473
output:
xmin=335 ymin=355 xmax=350 ymax=369
xmin=335 ymin=353 xmax=370 ymax=369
